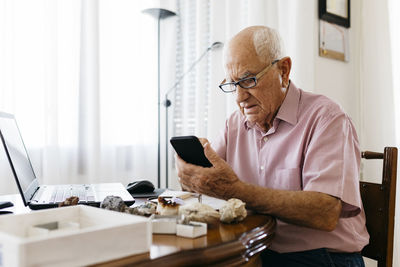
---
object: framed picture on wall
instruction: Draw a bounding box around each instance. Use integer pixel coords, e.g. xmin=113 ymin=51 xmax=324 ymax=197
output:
xmin=319 ymin=20 xmax=349 ymax=62
xmin=319 ymin=0 xmax=350 ymax=28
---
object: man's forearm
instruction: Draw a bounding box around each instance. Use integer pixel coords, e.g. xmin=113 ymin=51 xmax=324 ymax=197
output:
xmin=231 ymin=182 xmax=342 ymax=231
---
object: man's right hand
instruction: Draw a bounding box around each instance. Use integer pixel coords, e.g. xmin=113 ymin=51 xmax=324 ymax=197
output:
xmin=176 ymin=138 xmax=242 ymax=200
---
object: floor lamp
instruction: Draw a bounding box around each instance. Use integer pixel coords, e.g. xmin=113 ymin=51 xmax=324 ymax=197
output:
xmin=163 ymin=42 xmax=223 ymax=188
xmin=142 ymin=7 xmax=176 ymax=189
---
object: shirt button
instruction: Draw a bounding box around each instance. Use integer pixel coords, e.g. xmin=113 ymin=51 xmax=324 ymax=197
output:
xmin=263 ymin=137 xmax=268 ymax=142
xmin=260 ymin=166 xmax=264 ymax=170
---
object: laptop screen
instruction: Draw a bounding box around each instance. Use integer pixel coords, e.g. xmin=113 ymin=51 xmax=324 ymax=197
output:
xmin=0 ymin=112 xmax=39 ymax=205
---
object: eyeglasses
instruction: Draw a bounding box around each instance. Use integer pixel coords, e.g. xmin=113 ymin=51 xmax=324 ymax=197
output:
xmin=219 ymin=59 xmax=279 ymax=93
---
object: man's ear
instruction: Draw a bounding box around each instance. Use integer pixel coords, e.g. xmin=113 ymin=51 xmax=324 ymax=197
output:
xmin=278 ymin=57 xmax=292 ymax=87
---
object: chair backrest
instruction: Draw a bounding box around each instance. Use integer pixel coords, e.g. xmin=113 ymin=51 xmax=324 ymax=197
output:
xmin=360 ymin=147 xmax=397 ymax=267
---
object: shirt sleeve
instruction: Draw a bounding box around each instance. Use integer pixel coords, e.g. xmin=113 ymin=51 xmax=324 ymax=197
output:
xmin=302 ymin=111 xmax=362 ymax=218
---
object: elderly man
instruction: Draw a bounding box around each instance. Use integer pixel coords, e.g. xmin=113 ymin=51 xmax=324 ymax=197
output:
xmin=176 ymin=26 xmax=368 ymax=266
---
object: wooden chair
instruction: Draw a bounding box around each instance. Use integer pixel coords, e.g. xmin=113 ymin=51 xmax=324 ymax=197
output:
xmin=360 ymin=147 xmax=397 ymax=267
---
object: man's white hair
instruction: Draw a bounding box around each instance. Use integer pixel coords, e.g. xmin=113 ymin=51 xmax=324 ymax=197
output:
xmin=252 ymin=27 xmax=283 ymax=64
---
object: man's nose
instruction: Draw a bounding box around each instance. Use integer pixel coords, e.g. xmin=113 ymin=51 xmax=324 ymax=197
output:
xmin=235 ymin=86 xmax=249 ymax=102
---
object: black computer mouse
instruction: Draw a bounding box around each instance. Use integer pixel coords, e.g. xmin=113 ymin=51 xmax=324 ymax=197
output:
xmin=127 ymin=180 xmax=155 ymax=194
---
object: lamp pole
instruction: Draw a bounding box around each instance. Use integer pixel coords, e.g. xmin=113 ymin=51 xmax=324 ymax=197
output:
xmin=163 ymin=42 xmax=223 ymax=188
xmin=142 ymin=8 xmax=176 ymax=189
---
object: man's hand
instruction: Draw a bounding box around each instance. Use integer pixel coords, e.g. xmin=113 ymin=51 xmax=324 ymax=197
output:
xmin=176 ymin=138 xmax=241 ymax=199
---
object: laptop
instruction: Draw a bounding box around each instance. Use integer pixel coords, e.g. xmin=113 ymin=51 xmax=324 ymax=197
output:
xmin=0 ymin=112 xmax=135 ymax=210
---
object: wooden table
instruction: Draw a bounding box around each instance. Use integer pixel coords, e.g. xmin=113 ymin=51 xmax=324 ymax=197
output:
xmin=96 ymin=213 xmax=275 ymax=266
xmin=0 ymin=194 xmax=276 ymax=266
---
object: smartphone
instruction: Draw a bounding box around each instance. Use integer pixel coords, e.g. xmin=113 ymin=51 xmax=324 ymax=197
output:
xmin=170 ymin=136 xmax=212 ymax=167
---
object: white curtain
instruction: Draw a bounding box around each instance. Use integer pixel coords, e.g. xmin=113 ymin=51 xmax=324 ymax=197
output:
xmin=166 ymin=0 xmax=211 ymax=189
xmin=0 ymin=0 xmax=159 ymax=194
xmin=358 ymin=1 xmax=399 ymax=266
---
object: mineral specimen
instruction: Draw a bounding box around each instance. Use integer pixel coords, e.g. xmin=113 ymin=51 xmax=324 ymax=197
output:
xmin=156 ymin=196 xmax=181 ymax=216
xmin=219 ymin=198 xmax=247 ymax=223
xmin=178 ymin=202 xmax=220 ymax=224
xmin=58 ymin=196 xmax=80 ymax=207
xmin=100 ymin=196 xmax=127 ymax=212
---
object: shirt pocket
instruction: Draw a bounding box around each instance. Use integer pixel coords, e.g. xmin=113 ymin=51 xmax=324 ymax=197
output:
xmin=273 ymin=168 xmax=302 ymax=191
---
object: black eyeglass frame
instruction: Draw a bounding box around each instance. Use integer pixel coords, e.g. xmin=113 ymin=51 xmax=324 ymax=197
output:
xmin=219 ymin=59 xmax=280 ymax=93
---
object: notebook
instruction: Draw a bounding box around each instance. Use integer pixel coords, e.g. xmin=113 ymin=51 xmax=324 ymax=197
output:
xmin=0 ymin=112 xmax=135 ymax=210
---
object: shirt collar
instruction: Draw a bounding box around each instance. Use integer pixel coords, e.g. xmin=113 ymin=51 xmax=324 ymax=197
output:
xmin=243 ymin=80 xmax=300 ymax=130
xmin=275 ymin=81 xmax=299 ymax=126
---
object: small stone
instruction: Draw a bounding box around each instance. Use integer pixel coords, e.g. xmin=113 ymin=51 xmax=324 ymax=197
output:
xmin=127 ymin=201 xmax=157 ymax=216
xmin=100 ymin=196 xmax=127 ymax=212
xmin=58 ymin=196 xmax=80 ymax=207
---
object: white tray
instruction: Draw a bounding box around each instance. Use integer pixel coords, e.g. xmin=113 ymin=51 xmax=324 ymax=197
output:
xmin=0 ymin=205 xmax=151 ymax=267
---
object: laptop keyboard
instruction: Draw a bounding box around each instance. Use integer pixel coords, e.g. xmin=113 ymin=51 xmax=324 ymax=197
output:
xmin=33 ymin=185 xmax=95 ymax=204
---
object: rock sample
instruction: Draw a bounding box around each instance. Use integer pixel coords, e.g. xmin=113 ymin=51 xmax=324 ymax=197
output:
xmin=179 ymin=202 xmax=220 ymax=224
xmin=219 ymin=198 xmax=247 ymax=223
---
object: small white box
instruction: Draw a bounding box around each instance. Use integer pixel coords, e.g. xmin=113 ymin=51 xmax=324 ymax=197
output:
xmin=151 ymin=215 xmax=177 ymax=234
xmin=176 ymin=221 xmax=207 ymax=238
xmin=0 ymin=205 xmax=151 ymax=267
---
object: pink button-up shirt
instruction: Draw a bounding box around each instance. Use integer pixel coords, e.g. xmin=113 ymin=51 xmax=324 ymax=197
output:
xmin=212 ymin=82 xmax=369 ymax=253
